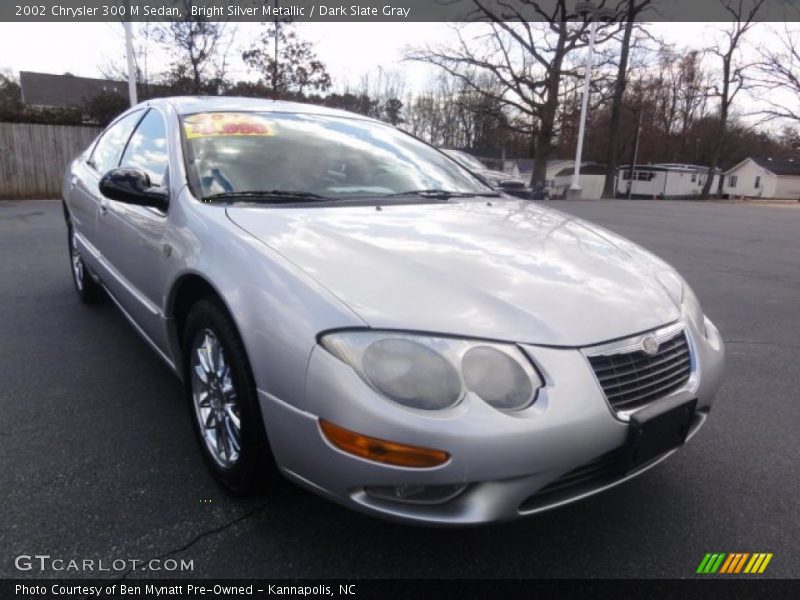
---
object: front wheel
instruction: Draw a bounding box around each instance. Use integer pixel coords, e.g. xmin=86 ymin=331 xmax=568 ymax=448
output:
xmin=183 ymin=299 xmax=273 ymax=493
xmin=67 ymin=225 xmax=101 ymax=303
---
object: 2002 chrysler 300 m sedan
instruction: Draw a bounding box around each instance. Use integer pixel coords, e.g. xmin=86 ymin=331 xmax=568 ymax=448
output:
xmin=63 ymin=97 xmax=725 ymax=525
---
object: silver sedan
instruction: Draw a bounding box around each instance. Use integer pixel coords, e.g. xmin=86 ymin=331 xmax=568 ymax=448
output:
xmin=63 ymin=97 xmax=725 ymax=525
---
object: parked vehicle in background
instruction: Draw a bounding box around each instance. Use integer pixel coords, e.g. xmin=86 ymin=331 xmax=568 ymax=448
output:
xmin=62 ymin=97 xmax=725 ymax=525
xmin=441 ymin=148 xmax=532 ymax=199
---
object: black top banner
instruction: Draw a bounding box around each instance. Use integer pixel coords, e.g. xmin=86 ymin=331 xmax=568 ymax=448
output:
xmin=4 ymin=0 xmax=800 ymax=23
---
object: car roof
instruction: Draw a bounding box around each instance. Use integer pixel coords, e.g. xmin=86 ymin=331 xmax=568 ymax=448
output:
xmin=141 ymin=96 xmax=383 ymax=124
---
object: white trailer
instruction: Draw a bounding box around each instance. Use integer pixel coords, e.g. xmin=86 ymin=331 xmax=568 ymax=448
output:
xmin=615 ymin=164 xmax=720 ymax=199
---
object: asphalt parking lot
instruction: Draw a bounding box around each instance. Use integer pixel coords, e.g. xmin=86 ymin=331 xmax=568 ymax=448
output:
xmin=1 ymin=198 xmax=798 ymax=579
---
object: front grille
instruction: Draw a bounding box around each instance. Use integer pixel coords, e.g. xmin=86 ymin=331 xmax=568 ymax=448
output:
xmin=588 ymin=331 xmax=692 ymax=412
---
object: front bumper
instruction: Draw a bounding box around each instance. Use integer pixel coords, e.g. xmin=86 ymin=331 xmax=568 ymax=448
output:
xmin=258 ymin=317 xmax=724 ymax=526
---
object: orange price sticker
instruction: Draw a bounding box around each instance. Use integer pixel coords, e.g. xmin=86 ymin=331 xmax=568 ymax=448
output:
xmin=184 ymin=112 xmax=275 ymax=139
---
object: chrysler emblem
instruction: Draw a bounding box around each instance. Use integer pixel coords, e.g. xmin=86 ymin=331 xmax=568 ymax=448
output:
xmin=642 ymin=336 xmax=660 ymax=355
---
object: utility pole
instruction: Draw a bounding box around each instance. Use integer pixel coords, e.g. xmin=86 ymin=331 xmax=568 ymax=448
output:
xmin=568 ymin=2 xmax=615 ymax=200
xmin=273 ymin=0 xmax=280 ymax=97
xmin=123 ymin=3 xmax=137 ymax=106
xmin=627 ymin=108 xmax=643 ymax=201
xmin=569 ymin=18 xmax=598 ymax=198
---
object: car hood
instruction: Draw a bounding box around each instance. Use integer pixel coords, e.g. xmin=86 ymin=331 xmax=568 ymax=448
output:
xmin=226 ymin=200 xmax=680 ymax=347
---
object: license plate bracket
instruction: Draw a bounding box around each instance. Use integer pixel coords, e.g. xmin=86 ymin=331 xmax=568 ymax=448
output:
xmin=623 ymin=397 xmax=697 ymax=473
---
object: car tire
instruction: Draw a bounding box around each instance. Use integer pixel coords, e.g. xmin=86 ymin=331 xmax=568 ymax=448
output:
xmin=67 ymin=224 xmax=102 ymax=303
xmin=182 ymin=298 xmax=273 ymax=494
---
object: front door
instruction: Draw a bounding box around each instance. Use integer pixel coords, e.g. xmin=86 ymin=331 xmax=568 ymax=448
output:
xmin=93 ymin=108 xmax=172 ymax=349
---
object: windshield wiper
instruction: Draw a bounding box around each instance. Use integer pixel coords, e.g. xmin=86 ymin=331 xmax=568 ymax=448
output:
xmin=203 ymin=190 xmax=330 ymax=203
xmin=383 ymin=189 xmax=500 ymax=199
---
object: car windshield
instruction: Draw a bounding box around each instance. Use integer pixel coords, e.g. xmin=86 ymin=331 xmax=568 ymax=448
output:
xmin=443 ymin=149 xmax=486 ymax=172
xmin=182 ymin=112 xmax=495 ymax=201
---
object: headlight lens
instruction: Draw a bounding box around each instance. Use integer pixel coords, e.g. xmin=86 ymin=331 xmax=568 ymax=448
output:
xmin=462 ymin=346 xmax=533 ymax=410
xmin=682 ymin=284 xmax=707 ymax=338
xmin=656 ymin=270 xmax=684 ymax=307
xmin=361 ymin=338 xmax=462 ymax=410
xmin=321 ymin=331 xmax=542 ymax=411
xmin=658 ymin=270 xmax=707 ymax=338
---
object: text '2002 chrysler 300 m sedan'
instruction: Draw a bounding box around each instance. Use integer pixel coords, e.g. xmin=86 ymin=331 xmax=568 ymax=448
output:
xmin=63 ymin=97 xmax=724 ymax=525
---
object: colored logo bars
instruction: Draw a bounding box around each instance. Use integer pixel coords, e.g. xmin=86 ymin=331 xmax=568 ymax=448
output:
xmin=696 ymin=552 xmax=773 ymax=574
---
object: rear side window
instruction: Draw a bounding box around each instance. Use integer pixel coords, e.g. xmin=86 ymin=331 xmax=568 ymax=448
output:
xmin=120 ymin=109 xmax=169 ymax=187
xmin=88 ymin=110 xmax=143 ymax=175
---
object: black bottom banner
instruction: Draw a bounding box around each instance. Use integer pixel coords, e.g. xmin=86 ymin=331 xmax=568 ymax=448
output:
xmin=3 ymin=579 xmax=799 ymax=600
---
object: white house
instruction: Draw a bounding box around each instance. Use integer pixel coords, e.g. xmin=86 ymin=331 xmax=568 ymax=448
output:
xmin=552 ymin=165 xmax=607 ymax=199
xmin=722 ymin=156 xmax=800 ymax=199
xmin=615 ymin=164 xmax=720 ymax=199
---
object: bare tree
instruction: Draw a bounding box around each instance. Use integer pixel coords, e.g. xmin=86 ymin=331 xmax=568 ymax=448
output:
xmin=354 ymin=69 xmax=407 ymax=123
xmin=242 ymin=21 xmax=331 ymax=97
xmin=0 ymin=69 xmax=23 ymax=117
xmin=602 ymin=0 xmax=653 ymax=198
xmin=753 ymin=24 xmax=800 ymax=124
xmin=155 ymin=1 xmax=231 ymax=94
xmin=401 ymin=72 xmax=508 ymax=151
xmin=99 ymin=23 xmax=161 ymax=97
xmin=700 ymin=0 xmax=765 ymax=197
xmin=407 ymin=1 xmax=617 ymax=188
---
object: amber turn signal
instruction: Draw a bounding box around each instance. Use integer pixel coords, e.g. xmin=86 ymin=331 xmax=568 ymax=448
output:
xmin=319 ymin=420 xmax=449 ymax=468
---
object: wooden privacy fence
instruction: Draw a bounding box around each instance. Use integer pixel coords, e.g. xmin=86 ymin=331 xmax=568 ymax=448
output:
xmin=0 ymin=122 xmax=102 ymax=199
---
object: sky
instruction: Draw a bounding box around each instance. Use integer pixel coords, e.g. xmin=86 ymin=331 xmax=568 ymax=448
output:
xmin=0 ymin=21 xmax=793 ymax=123
xmin=0 ymin=22 xmax=723 ymax=90
xmin=0 ymin=22 xmax=455 ymax=92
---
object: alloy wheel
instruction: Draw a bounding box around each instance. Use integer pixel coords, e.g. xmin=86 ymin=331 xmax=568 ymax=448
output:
xmin=190 ymin=329 xmax=242 ymax=468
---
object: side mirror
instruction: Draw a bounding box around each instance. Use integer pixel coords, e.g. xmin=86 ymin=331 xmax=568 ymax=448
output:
xmin=99 ymin=168 xmax=168 ymax=211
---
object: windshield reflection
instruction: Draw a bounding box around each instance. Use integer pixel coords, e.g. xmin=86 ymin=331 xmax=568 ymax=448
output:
xmin=183 ymin=112 xmax=493 ymax=200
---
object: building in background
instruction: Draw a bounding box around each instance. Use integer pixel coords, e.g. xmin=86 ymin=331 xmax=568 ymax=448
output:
xmin=19 ymin=71 xmax=129 ymax=109
xmin=18 ymin=71 xmax=168 ymax=124
xmin=552 ymin=164 xmax=606 ymax=199
xmin=505 ymin=159 xmax=575 ymax=195
xmin=722 ymin=156 xmax=800 ymax=199
xmin=615 ymin=164 xmax=720 ymax=199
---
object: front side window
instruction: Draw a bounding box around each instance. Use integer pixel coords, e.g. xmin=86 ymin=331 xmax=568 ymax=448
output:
xmin=182 ymin=112 xmax=493 ymax=200
xmin=729 ymin=175 xmax=738 ymax=188
xmin=120 ymin=109 xmax=169 ymax=187
xmin=88 ymin=110 xmax=143 ymax=174
xmin=755 ymin=176 xmax=761 ymax=189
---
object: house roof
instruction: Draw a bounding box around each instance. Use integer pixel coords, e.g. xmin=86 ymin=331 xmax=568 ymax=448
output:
xmin=20 ymin=71 xmax=131 ymax=108
xmin=555 ymin=164 xmax=607 ymax=177
xmin=728 ymin=156 xmax=800 ymax=177
xmin=617 ymin=163 xmax=720 ymax=174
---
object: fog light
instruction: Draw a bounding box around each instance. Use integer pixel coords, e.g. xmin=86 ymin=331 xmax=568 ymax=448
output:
xmin=365 ymin=483 xmax=467 ymax=505
xmin=319 ymin=420 xmax=449 ymax=468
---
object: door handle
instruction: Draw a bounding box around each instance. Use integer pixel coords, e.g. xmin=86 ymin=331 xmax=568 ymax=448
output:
xmin=99 ymin=202 xmax=109 ymax=215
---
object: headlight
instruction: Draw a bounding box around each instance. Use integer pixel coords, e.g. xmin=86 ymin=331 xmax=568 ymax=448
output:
xmin=682 ymin=284 xmax=707 ymax=338
xmin=656 ymin=270 xmax=684 ymax=307
xmin=658 ymin=270 xmax=707 ymax=338
xmin=321 ymin=331 xmax=542 ymax=412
